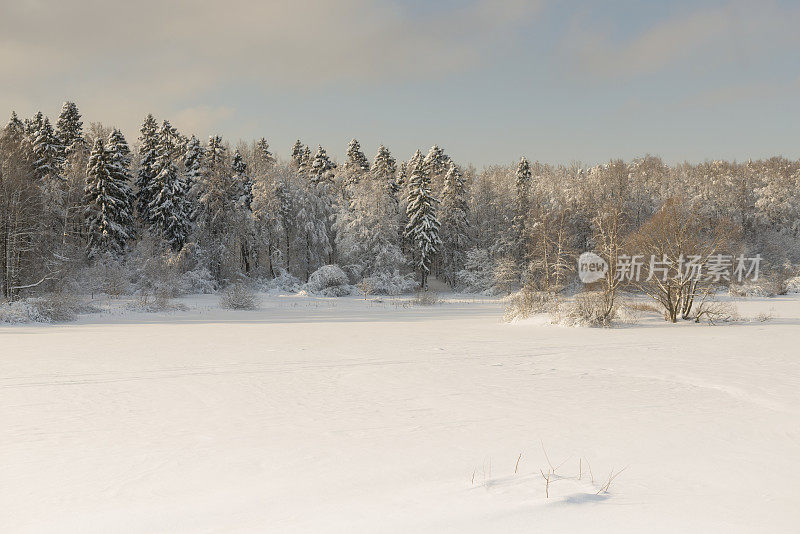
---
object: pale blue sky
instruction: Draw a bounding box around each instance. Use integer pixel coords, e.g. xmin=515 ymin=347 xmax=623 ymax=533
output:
xmin=1 ymin=0 xmax=798 ymax=167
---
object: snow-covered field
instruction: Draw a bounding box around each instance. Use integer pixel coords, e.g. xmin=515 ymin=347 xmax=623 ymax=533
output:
xmin=2 ymin=293 xmax=799 ymax=533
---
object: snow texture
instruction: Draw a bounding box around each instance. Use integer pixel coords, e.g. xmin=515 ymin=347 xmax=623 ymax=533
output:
xmin=2 ymin=293 xmax=800 ymax=533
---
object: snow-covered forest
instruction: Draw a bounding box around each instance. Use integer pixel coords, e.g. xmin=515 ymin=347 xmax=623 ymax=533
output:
xmin=2 ymin=102 xmax=799 ymax=320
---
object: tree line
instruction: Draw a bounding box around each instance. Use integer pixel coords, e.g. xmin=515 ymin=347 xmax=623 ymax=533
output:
xmin=1 ymin=101 xmax=798 ymax=303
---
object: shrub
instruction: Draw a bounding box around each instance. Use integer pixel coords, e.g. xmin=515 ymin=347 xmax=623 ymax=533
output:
xmin=258 ymin=270 xmax=303 ymax=293
xmin=305 ymin=265 xmax=352 ymax=297
xmin=362 ymin=270 xmax=416 ymax=295
xmin=503 ymin=289 xmax=559 ymax=321
xmin=504 ymin=289 xmax=640 ymax=327
xmin=0 ymin=300 xmax=32 ymax=324
xmin=552 ymin=291 xmax=615 ymax=327
xmin=127 ymin=238 xmax=217 ymax=298
xmin=693 ymin=300 xmax=740 ymax=324
xmin=219 ymin=283 xmax=260 ymax=310
xmin=0 ymin=293 xmax=97 ymax=323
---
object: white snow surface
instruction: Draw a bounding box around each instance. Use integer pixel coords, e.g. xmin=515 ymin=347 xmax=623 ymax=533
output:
xmin=2 ymin=293 xmax=800 ymax=533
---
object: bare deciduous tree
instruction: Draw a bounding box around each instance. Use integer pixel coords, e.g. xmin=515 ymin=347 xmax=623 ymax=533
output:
xmin=629 ymin=198 xmax=738 ymax=322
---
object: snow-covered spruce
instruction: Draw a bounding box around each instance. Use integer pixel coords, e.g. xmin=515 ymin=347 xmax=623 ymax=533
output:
xmin=55 ymin=101 xmax=86 ymax=159
xmin=84 ymin=138 xmax=135 ymax=256
xmin=372 ymin=144 xmax=398 ymax=196
xmin=30 ymin=115 xmax=64 ymax=181
xmin=341 ymin=138 xmax=370 ymax=186
xmin=439 ymin=162 xmax=470 ymax=286
xmin=405 ymin=163 xmax=441 ymax=289
xmin=146 ymin=121 xmax=191 ymax=251
xmin=135 ymin=114 xmax=159 ymax=221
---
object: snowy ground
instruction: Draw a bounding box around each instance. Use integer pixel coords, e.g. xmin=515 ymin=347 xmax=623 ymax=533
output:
xmin=2 ymin=293 xmax=799 ymax=533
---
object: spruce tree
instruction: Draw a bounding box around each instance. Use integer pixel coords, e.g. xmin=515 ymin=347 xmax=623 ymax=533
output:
xmin=255 ymin=138 xmax=275 ymax=170
xmin=185 ymin=136 xmax=204 ymax=182
xmin=342 ymin=138 xmax=370 ymax=185
xmin=408 ymin=149 xmax=424 ymax=175
xmin=5 ymin=112 xmax=25 ymax=141
xmin=147 ymin=121 xmax=191 ymax=250
xmin=184 ymin=136 xmax=204 ymax=219
xmin=511 ymin=156 xmax=532 ymax=264
xmin=404 ymin=164 xmax=441 ymax=289
xmin=160 ymin=121 xmax=184 ymax=157
xmin=298 ymin=145 xmax=313 ymax=175
xmin=206 ymin=135 xmax=226 ymax=170
xmin=55 ymin=101 xmax=86 ymax=158
xmin=196 ymin=139 xmax=233 ymax=239
xmin=136 ymin=114 xmax=159 ymax=220
xmin=440 ymin=162 xmax=470 ymax=285
xmin=372 ymin=144 xmax=397 ymax=195
xmin=423 ymin=145 xmax=450 ymax=179
xmin=25 ymin=111 xmax=44 ymax=139
xmin=396 ymin=161 xmax=408 ymax=191
xmin=106 ymin=129 xmax=135 ymax=246
xmin=231 ymin=150 xmax=252 ymax=210
xmin=310 ymin=145 xmax=336 ymax=185
xmin=31 ymin=116 xmax=64 ymax=181
xmin=108 ymin=129 xmax=131 ymax=167
xmin=4 ymin=113 xmax=28 ymax=157
xmin=290 ymin=140 xmax=305 ymax=167
xmin=84 ymin=138 xmax=134 ymax=256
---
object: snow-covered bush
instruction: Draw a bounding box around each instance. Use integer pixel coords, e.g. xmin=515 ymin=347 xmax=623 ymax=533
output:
xmin=693 ymin=300 xmax=740 ymax=324
xmin=28 ymin=293 xmax=87 ymax=322
xmin=729 ymin=264 xmax=797 ymax=297
xmin=456 ymin=248 xmax=495 ymax=293
xmin=504 ymin=289 xmax=639 ymax=327
xmin=175 ymin=265 xmax=216 ymax=295
xmin=729 ymin=282 xmax=774 ymax=298
xmin=503 ymin=289 xmax=558 ymax=322
xmin=0 ymin=293 xmax=97 ymax=323
xmin=551 ymin=291 xmax=616 ymax=327
xmin=258 ymin=270 xmax=303 ymax=293
xmin=68 ymin=241 xmax=215 ymax=300
xmin=304 ymin=265 xmax=352 ymax=297
xmin=127 ymin=239 xmax=216 ymax=298
xmin=362 ymin=270 xmax=416 ymax=295
xmin=0 ymin=300 xmax=32 ymax=323
xmin=219 ymin=283 xmax=260 ymax=310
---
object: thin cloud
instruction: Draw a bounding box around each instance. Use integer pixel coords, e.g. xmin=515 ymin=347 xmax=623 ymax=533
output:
xmin=0 ymin=0 xmax=544 ymax=138
xmin=0 ymin=0 xmax=543 ymax=89
xmin=562 ymin=1 xmax=800 ymax=78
